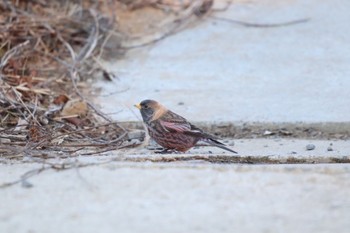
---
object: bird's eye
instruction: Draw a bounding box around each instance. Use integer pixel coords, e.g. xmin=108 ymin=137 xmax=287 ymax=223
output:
xmin=143 ymin=105 xmax=148 ymax=109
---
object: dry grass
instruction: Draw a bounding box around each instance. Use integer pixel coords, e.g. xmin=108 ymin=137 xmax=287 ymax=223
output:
xmin=0 ymin=0 xmax=133 ymax=159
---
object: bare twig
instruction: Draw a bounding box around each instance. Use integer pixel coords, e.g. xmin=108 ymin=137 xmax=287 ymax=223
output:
xmin=0 ymin=40 xmax=30 ymax=70
xmin=0 ymin=165 xmax=46 ymax=189
xmin=211 ymin=16 xmax=310 ymax=28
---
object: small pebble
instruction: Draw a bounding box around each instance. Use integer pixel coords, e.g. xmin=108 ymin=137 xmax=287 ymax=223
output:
xmin=327 ymin=146 xmax=333 ymax=151
xmin=21 ymin=180 xmax=33 ymax=188
xmin=263 ymin=130 xmax=273 ymax=136
xmin=177 ymin=102 xmax=184 ymax=105
xmin=127 ymin=130 xmax=145 ymax=140
xmin=0 ymin=138 xmax=11 ymax=143
xmin=279 ymin=129 xmax=292 ymax=136
xmin=306 ymin=144 xmax=315 ymax=150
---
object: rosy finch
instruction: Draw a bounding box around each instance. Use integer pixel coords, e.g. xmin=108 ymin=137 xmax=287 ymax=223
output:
xmin=135 ymin=99 xmax=237 ymax=153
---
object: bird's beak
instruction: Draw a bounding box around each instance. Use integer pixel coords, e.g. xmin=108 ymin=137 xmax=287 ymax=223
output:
xmin=134 ymin=103 xmax=141 ymax=110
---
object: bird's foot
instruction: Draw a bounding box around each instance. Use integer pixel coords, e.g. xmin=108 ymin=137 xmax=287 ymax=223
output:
xmin=147 ymin=146 xmax=164 ymax=151
xmin=154 ymin=148 xmax=179 ymax=154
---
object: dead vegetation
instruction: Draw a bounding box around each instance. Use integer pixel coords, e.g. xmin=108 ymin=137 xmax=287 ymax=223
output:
xmin=0 ymin=0 xmax=128 ymax=159
xmin=0 ymin=0 xmax=215 ymax=160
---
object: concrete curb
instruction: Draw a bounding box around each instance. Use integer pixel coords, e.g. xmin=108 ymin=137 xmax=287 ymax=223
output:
xmin=121 ymin=121 xmax=350 ymax=139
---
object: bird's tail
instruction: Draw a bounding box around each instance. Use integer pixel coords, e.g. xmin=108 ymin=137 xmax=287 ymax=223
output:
xmin=205 ymin=138 xmax=238 ymax=154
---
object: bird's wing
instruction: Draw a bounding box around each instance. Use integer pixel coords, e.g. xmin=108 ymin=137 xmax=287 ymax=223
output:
xmin=160 ymin=120 xmax=191 ymax=132
xmin=158 ymin=110 xmax=200 ymax=133
xmin=158 ymin=110 xmax=222 ymax=140
xmin=161 ymin=119 xmax=220 ymax=140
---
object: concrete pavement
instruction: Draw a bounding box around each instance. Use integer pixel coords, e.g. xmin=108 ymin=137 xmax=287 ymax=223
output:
xmin=1 ymin=138 xmax=350 ymax=233
xmin=1 ymin=160 xmax=350 ymax=233
xmin=96 ymin=0 xmax=350 ymax=123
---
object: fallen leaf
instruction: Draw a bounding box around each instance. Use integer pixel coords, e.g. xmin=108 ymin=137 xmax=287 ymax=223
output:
xmin=61 ymin=99 xmax=88 ymax=117
xmin=53 ymin=94 xmax=69 ymax=105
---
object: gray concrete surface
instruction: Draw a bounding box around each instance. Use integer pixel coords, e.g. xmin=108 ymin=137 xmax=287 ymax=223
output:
xmin=96 ymin=0 xmax=350 ymax=123
xmin=1 ymin=160 xmax=350 ymax=233
xmin=124 ymin=138 xmax=350 ymax=163
xmin=1 ymin=139 xmax=350 ymax=233
xmin=2 ymin=0 xmax=350 ymax=232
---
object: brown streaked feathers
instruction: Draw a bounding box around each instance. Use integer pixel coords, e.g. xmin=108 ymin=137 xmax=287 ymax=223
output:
xmin=135 ymin=99 xmax=237 ymax=153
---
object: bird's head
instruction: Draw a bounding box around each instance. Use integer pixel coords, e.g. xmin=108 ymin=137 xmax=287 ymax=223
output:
xmin=134 ymin=99 xmax=167 ymax=123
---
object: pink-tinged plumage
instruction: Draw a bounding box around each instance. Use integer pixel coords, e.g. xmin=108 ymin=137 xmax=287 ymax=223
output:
xmin=135 ymin=100 xmax=237 ymax=153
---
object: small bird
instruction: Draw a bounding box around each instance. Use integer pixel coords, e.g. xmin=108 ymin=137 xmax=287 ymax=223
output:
xmin=134 ymin=99 xmax=237 ymax=154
